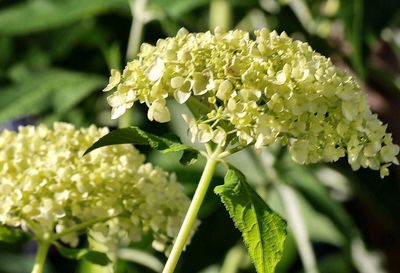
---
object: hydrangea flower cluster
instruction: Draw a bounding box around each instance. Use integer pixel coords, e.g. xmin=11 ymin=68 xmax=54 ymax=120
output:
xmin=0 ymin=122 xmax=191 ymax=252
xmin=103 ymin=28 xmax=399 ymax=177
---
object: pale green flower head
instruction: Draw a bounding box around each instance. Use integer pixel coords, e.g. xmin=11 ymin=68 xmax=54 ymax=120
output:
xmin=0 ymin=122 xmax=190 ymax=252
xmin=104 ymin=28 xmax=399 ymax=177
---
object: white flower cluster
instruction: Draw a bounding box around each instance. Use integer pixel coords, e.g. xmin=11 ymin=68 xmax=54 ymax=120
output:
xmin=0 ymin=123 xmax=190 ymax=252
xmin=103 ymin=28 xmax=399 ymax=177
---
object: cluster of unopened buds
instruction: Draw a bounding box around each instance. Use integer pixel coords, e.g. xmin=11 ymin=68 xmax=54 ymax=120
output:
xmin=104 ymin=27 xmax=399 ymax=177
xmin=0 ymin=123 xmax=191 ymax=253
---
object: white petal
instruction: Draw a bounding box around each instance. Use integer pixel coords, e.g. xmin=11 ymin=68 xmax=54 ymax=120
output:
xmin=111 ymin=105 xmax=126 ymax=119
xmin=342 ymin=101 xmax=358 ymax=121
xmin=103 ymin=69 xmax=121 ymax=92
xmin=216 ymin=80 xmax=233 ymax=101
xmin=176 ymin=27 xmax=189 ymax=37
xmin=107 ymin=93 xmax=124 ymax=107
xmin=192 ymin=72 xmax=208 ymax=95
xmin=148 ymin=101 xmax=171 ymax=123
xmin=174 ymin=90 xmax=191 ymax=104
xmin=147 ymin=58 xmax=165 ymax=82
xmin=290 ymin=139 xmax=309 ymax=164
xmin=275 ymin=70 xmax=287 ymax=85
xmin=197 ymin=124 xmax=213 ymax=143
xmin=171 ymin=76 xmax=185 ymax=89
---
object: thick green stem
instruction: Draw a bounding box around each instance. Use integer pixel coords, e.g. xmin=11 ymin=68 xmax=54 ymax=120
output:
xmin=119 ymin=0 xmax=147 ymax=128
xmin=209 ymin=0 xmax=232 ymax=31
xmin=52 ymin=215 xmax=118 ymax=241
xmin=162 ymin=153 xmax=220 ymax=273
xmin=31 ymin=241 xmax=50 ymax=273
xmin=219 ymin=144 xmax=252 ymax=159
xmin=126 ymin=0 xmax=147 ymax=60
xmin=118 ymin=111 xmax=132 ymax=128
xmin=351 ymin=0 xmax=365 ymax=80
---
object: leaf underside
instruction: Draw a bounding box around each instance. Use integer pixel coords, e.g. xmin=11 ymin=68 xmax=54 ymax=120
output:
xmin=55 ymin=244 xmax=111 ymax=266
xmin=84 ymin=126 xmax=199 ymax=165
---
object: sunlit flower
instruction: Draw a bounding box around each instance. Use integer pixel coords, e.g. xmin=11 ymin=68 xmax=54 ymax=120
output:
xmin=0 ymin=122 xmax=191 ymax=252
xmin=104 ymin=28 xmax=399 ymax=177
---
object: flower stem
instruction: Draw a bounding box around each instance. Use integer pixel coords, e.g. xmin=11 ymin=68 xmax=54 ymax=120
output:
xmin=162 ymin=150 xmax=220 ymax=273
xmin=31 ymin=241 xmax=50 ymax=273
xmin=126 ymin=0 xmax=147 ymax=60
xmin=219 ymin=144 xmax=251 ymax=158
xmin=119 ymin=0 xmax=147 ymax=129
xmin=52 ymin=214 xmax=119 ymax=241
xmin=209 ymin=0 xmax=232 ymax=31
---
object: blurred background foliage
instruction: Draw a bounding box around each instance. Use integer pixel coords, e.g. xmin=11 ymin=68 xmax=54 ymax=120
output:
xmin=0 ymin=0 xmax=399 ymax=272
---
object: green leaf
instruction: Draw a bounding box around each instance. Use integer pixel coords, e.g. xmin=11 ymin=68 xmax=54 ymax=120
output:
xmin=0 ymin=68 xmax=104 ymax=123
xmin=179 ymin=149 xmax=199 ymax=165
xmin=214 ymin=168 xmax=287 ymax=273
xmin=51 ymin=73 xmax=105 ymax=115
xmin=340 ymin=0 xmax=365 ymax=79
xmin=0 ymin=0 xmax=128 ymax=36
xmin=84 ymin=251 xmax=112 ymax=266
xmin=0 ymin=226 xmax=29 ymax=243
xmin=55 ymin=244 xmax=111 ymax=266
xmin=84 ymin=126 xmax=199 ymax=164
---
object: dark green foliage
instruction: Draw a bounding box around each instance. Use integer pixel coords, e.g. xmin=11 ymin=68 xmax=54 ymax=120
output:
xmin=85 ymin=126 xmax=199 ymax=164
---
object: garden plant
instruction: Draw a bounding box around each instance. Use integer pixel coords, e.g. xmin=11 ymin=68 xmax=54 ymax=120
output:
xmin=0 ymin=1 xmax=400 ymax=273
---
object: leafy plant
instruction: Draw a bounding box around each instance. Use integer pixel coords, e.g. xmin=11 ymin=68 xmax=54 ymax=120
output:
xmin=0 ymin=1 xmax=399 ymax=273
xmin=89 ymin=27 xmax=398 ymax=273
